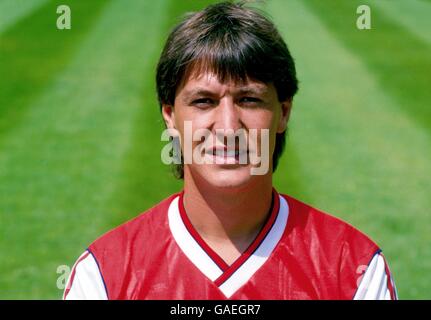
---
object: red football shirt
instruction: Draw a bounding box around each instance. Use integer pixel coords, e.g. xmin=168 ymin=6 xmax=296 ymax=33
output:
xmin=64 ymin=190 xmax=397 ymax=299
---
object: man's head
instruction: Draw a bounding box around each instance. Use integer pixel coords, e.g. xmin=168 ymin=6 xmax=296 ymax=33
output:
xmin=156 ymin=1 xmax=298 ymax=187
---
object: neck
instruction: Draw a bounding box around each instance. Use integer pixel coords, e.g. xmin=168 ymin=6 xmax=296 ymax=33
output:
xmin=182 ymin=169 xmax=274 ymax=242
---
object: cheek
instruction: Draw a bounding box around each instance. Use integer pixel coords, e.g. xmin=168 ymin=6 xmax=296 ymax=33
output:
xmin=242 ymin=109 xmax=279 ymax=135
xmin=174 ymin=110 xmax=214 ymax=148
xmin=175 ymin=107 xmax=213 ymax=129
xmin=242 ymin=111 xmax=278 ymax=155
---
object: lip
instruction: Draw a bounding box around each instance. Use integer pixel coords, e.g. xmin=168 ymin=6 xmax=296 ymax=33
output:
xmin=204 ymin=147 xmax=249 ymax=164
xmin=207 ymin=146 xmax=247 ymax=155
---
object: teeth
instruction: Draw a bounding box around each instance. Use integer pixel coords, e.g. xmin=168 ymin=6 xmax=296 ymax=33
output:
xmin=226 ymin=150 xmax=237 ymax=157
xmin=212 ymin=150 xmax=227 ymax=157
xmin=212 ymin=150 xmax=243 ymax=157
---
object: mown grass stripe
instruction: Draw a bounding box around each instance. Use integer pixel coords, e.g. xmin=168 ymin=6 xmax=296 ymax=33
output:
xmin=0 ymin=0 xmax=49 ymax=34
xmin=268 ymin=0 xmax=431 ymax=299
xmin=0 ymin=0 xmax=109 ymax=141
xmin=302 ymin=0 xmax=431 ymax=134
xmin=374 ymin=0 xmax=431 ymax=45
xmin=0 ymin=0 xmax=168 ymax=298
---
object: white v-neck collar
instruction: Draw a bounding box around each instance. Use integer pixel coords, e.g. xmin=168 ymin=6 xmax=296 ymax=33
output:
xmin=168 ymin=190 xmax=289 ymax=298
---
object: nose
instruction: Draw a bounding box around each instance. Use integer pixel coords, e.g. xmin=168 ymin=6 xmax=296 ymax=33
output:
xmin=213 ymin=97 xmax=242 ymax=132
xmin=213 ymin=97 xmax=244 ymax=147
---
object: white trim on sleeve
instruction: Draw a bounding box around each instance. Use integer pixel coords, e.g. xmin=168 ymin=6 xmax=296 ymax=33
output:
xmin=63 ymin=251 xmax=108 ymax=300
xmin=353 ymin=253 xmax=393 ymax=300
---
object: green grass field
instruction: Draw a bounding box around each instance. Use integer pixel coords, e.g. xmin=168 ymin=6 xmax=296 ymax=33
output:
xmin=0 ymin=0 xmax=430 ymax=299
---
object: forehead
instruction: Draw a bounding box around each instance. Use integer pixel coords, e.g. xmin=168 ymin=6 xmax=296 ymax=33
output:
xmin=177 ymin=71 xmax=272 ymax=97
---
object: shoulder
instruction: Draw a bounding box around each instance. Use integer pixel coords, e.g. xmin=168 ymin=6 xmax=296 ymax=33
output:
xmin=279 ymin=193 xmax=397 ymax=299
xmin=88 ymin=193 xmax=179 ymax=255
xmin=64 ymin=193 xmax=180 ymax=300
xmin=281 ymin=193 xmax=380 ymax=255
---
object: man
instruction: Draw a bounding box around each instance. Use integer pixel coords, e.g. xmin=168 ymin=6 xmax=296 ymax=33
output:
xmin=64 ymin=2 xmax=397 ymax=300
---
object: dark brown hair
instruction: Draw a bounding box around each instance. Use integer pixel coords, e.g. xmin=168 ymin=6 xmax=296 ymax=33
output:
xmin=156 ymin=1 xmax=298 ymax=178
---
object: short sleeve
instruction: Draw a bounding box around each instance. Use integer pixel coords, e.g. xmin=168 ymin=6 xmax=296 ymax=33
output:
xmin=353 ymin=252 xmax=398 ymax=300
xmin=63 ymin=250 xmax=108 ymax=300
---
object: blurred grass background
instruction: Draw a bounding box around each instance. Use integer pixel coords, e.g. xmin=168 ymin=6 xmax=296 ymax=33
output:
xmin=0 ymin=0 xmax=430 ymax=299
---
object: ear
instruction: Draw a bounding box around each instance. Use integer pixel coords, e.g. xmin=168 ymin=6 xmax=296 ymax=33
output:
xmin=277 ymin=99 xmax=292 ymax=134
xmin=161 ymin=104 xmax=176 ymax=129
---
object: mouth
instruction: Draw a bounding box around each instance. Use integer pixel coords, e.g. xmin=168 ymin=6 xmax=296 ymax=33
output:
xmin=205 ymin=147 xmax=249 ymax=164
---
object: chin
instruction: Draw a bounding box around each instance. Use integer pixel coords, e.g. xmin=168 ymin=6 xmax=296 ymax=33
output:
xmin=195 ymin=165 xmax=257 ymax=192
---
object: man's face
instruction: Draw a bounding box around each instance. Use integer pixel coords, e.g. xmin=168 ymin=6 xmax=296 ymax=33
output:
xmin=162 ymin=71 xmax=291 ymax=191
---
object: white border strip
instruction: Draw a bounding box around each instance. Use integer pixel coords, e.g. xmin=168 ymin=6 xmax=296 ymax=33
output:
xmin=354 ymin=253 xmax=391 ymax=300
xmin=168 ymin=196 xmax=223 ymax=281
xmin=218 ymin=195 xmax=289 ymax=298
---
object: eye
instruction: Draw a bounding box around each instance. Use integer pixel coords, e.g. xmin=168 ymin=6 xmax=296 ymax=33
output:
xmin=191 ymin=98 xmax=214 ymax=107
xmin=239 ymin=97 xmax=262 ymax=105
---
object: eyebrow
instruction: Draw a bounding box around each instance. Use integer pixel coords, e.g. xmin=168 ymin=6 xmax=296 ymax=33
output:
xmin=236 ymin=87 xmax=268 ymax=95
xmin=182 ymin=89 xmax=216 ymax=100
xmin=182 ymin=85 xmax=268 ymax=101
